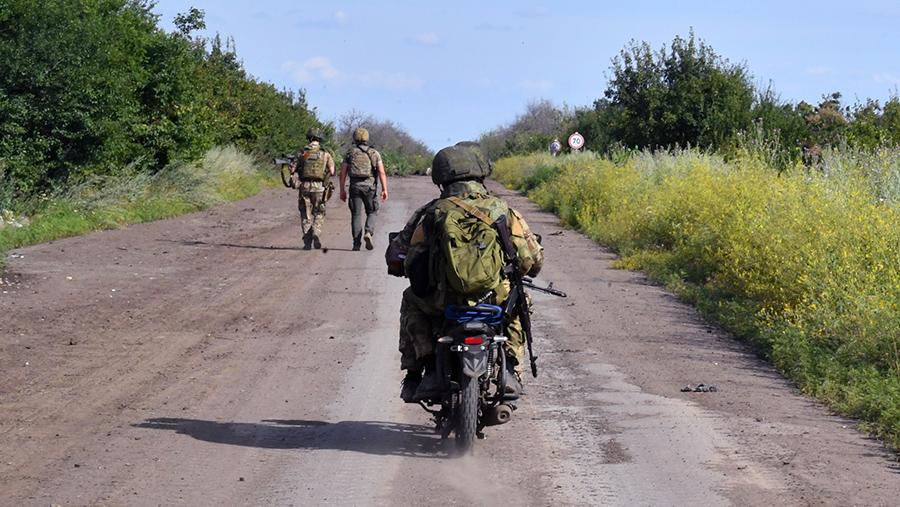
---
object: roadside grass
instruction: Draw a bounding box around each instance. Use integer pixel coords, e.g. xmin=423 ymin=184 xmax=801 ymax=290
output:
xmin=493 ymin=146 xmax=900 ymax=450
xmin=0 ymin=146 xmax=278 ymax=259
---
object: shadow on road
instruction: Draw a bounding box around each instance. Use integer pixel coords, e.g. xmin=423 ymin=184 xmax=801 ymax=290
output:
xmin=134 ymin=417 xmax=451 ymax=458
xmin=175 ymin=240 xmax=305 ymax=251
xmin=175 ymin=239 xmax=357 ymax=253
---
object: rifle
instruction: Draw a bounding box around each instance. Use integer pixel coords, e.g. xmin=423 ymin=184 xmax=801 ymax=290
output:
xmin=273 ymin=154 xmax=297 ymax=188
xmin=272 ymin=153 xmax=297 ymax=166
xmin=523 ymin=277 xmax=567 ymax=298
xmin=494 ymin=217 xmax=539 ymax=377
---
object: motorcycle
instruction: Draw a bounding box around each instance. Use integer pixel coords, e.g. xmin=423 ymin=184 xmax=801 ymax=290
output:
xmin=390 ymin=222 xmax=566 ymax=454
xmin=418 ymin=302 xmax=520 ymax=453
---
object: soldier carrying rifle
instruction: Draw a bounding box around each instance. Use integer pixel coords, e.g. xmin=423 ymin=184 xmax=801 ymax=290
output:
xmin=385 ymin=142 xmax=548 ymax=401
xmin=290 ymin=128 xmax=335 ymax=250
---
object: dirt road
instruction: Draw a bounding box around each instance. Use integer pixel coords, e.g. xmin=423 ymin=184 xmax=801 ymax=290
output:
xmin=2 ymin=176 xmax=898 ymax=506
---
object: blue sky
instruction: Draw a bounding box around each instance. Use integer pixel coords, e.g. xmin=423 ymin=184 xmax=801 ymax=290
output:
xmin=151 ymin=1 xmax=899 ymax=152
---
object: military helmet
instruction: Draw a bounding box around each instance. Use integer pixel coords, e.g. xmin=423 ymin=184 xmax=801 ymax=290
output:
xmin=306 ymin=127 xmax=324 ymax=142
xmin=455 ymin=141 xmax=492 ymax=174
xmin=430 ymin=142 xmax=492 ymax=186
xmin=353 ymin=127 xmax=369 ymax=144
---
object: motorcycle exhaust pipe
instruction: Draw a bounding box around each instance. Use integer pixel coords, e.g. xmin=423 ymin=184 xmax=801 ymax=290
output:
xmin=482 ymin=404 xmax=513 ymax=426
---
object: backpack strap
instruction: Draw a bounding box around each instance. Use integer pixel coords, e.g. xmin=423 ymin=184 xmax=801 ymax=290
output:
xmin=446 ymin=196 xmax=494 ymax=225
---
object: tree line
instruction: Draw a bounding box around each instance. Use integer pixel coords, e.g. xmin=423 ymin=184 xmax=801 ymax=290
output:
xmin=0 ymin=1 xmax=436 ymax=214
xmin=334 ymin=109 xmax=432 ymax=175
xmin=481 ymin=30 xmax=900 ymax=164
xmin=5 ymin=2 xmax=895 ymax=214
xmin=0 ymin=1 xmax=322 ymax=211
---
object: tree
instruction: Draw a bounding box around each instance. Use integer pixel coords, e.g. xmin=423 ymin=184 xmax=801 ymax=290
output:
xmin=842 ymin=93 xmax=900 ymax=150
xmin=803 ymin=93 xmax=848 ymax=153
xmin=603 ymin=30 xmax=755 ymax=151
xmin=173 ymin=7 xmax=206 ymax=38
xmin=738 ymin=84 xmax=809 ymax=168
xmin=479 ymin=99 xmax=570 ymax=158
xmin=0 ymin=0 xmax=324 ymax=208
xmin=335 ymin=110 xmax=432 ymax=175
xmin=0 ymin=0 xmax=163 ymax=192
xmin=882 ymin=95 xmax=900 ymax=142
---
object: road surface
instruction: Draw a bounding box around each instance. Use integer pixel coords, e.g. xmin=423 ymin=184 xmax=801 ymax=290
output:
xmin=1 ymin=176 xmax=898 ymax=506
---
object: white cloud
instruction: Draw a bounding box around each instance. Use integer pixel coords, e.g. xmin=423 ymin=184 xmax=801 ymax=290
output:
xmin=335 ymin=11 xmax=348 ymax=25
xmin=283 ymin=57 xmax=423 ymax=91
xmin=306 ymin=56 xmax=340 ymax=79
xmin=518 ymin=79 xmax=553 ymax=91
xmin=873 ymin=73 xmax=900 ymax=85
xmin=360 ymin=71 xmax=423 ymax=91
xmin=408 ymin=32 xmax=439 ymax=45
xmin=282 ymin=57 xmax=342 ymax=83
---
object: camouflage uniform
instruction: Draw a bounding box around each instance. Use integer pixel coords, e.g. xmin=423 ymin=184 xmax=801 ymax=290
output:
xmin=292 ymin=140 xmax=335 ymax=249
xmin=387 ymin=179 xmax=544 ymax=374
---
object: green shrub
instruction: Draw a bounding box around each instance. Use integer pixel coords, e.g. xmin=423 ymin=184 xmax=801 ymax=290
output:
xmin=493 ymin=145 xmax=900 ymax=449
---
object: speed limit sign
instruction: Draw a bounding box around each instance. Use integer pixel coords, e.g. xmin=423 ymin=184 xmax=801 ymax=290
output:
xmin=568 ymin=132 xmax=585 ymax=150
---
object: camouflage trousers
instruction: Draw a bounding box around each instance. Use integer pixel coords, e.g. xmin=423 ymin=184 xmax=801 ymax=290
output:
xmin=398 ymin=286 xmax=527 ymax=373
xmin=298 ymin=181 xmax=326 ymax=241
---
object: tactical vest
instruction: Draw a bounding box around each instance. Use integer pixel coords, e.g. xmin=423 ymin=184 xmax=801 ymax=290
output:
xmin=300 ymin=144 xmax=327 ymax=181
xmin=347 ymin=145 xmax=376 ymax=178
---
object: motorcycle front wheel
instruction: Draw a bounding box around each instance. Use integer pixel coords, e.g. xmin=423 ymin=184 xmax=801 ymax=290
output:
xmin=456 ymin=374 xmax=479 ymax=453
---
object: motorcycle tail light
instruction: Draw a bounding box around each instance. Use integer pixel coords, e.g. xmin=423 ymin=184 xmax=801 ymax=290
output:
xmin=464 ymin=337 xmax=483 ymax=345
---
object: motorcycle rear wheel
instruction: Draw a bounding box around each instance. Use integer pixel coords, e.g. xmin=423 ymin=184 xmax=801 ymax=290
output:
xmin=456 ymin=375 xmax=479 ymax=453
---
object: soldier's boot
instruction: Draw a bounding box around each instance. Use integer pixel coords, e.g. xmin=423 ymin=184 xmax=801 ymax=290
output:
xmin=504 ymin=357 xmax=525 ymax=395
xmin=364 ymin=232 xmax=374 ymax=251
xmin=303 ymin=237 xmax=312 ymax=250
xmin=312 ymin=235 xmax=322 ymax=249
xmin=413 ymin=355 xmax=441 ymax=401
xmin=414 ymin=372 xmax=441 ymax=401
xmin=400 ymin=369 xmax=422 ymax=403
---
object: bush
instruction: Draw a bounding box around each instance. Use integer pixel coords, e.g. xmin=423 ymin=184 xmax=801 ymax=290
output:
xmin=493 ymin=146 xmax=900 ymax=449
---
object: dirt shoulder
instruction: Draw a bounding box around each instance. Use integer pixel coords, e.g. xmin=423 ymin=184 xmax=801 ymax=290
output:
xmin=1 ymin=176 xmax=898 ymax=506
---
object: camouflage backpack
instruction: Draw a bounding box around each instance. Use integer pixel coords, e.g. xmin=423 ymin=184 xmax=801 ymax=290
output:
xmin=300 ymin=143 xmax=327 ymax=181
xmin=428 ymin=195 xmax=509 ymax=294
xmin=347 ymin=145 xmax=376 ymax=178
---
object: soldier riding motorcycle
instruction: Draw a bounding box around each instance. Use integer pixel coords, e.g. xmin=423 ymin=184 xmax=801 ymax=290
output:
xmin=386 ymin=143 xmax=563 ymax=454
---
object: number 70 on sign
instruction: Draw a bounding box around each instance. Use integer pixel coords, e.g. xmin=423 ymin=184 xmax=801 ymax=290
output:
xmin=568 ymin=132 xmax=585 ymax=150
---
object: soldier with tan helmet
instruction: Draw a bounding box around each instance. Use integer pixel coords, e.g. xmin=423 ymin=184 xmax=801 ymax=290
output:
xmin=291 ymin=127 xmax=335 ymax=250
xmin=339 ymin=128 xmax=389 ymax=251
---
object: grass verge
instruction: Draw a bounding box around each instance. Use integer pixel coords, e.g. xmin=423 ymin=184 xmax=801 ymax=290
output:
xmin=493 ymin=146 xmax=900 ymax=450
xmin=0 ymin=146 xmax=279 ymax=261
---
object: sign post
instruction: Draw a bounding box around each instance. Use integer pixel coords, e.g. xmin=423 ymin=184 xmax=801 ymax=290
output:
xmin=568 ymin=132 xmax=585 ymax=151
